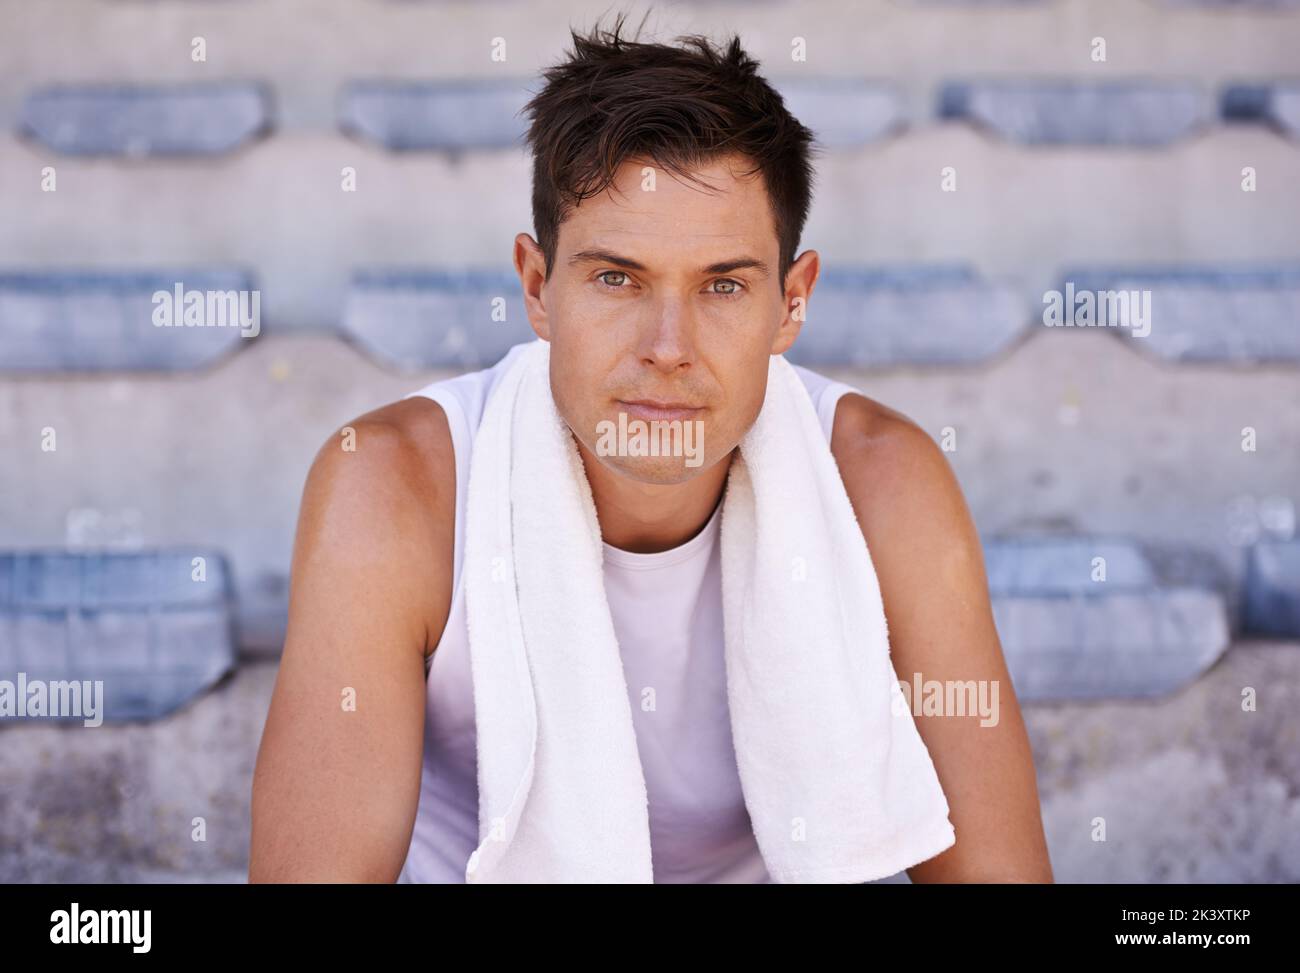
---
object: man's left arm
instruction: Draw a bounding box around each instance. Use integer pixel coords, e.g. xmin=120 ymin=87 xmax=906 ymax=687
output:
xmin=831 ymin=393 xmax=1054 ymax=883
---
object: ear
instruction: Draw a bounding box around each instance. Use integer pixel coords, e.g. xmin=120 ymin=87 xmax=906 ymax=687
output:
xmin=772 ymin=249 xmax=819 ymax=356
xmin=514 ymin=232 xmax=552 ymax=340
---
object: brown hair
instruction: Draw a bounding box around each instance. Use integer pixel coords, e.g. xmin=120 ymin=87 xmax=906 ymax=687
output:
xmin=522 ymin=12 xmax=819 ymax=292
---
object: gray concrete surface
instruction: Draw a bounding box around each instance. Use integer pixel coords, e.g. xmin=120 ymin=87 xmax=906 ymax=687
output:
xmin=2 ymin=640 xmax=1295 ymax=883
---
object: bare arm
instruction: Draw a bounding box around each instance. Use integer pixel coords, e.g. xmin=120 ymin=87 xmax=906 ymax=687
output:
xmin=249 ymin=399 xmax=454 ymax=882
xmin=831 ymin=393 xmax=1053 ymax=883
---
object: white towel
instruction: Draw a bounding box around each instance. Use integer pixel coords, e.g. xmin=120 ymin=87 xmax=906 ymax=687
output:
xmin=462 ymin=337 xmax=955 ymax=883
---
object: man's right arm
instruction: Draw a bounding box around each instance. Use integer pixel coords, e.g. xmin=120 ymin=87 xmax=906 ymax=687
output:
xmin=249 ymin=398 xmax=456 ymax=882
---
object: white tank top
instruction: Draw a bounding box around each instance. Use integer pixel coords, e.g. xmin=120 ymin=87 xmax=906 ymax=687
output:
xmin=397 ymin=342 xmax=858 ymax=883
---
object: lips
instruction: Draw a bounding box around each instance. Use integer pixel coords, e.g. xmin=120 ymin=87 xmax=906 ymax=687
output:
xmin=617 ymin=399 xmax=705 ymax=422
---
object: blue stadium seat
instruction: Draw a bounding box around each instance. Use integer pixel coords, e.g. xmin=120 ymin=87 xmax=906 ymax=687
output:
xmin=787 ymin=264 xmax=1028 ymax=367
xmin=1243 ymin=540 xmax=1300 ymax=636
xmin=938 ymin=80 xmax=1210 ymax=145
xmin=18 ymin=82 xmax=271 ymax=157
xmin=1053 ymin=265 xmax=1300 ymax=363
xmin=343 ymin=268 xmax=532 ymax=369
xmin=338 ymin=79 xmax=533 ymax=150
xmin=0 ymin=270 xmax=259 ymax=372
xmin=1222 ymin=81 xmax=1300 ymax=137
xmin=0 ymin=550 xmax=236 ymax=722
xmin=983 ymin=535 xmax=1230 ymax=699
xmin=774 ymin=79 xmax=903 ymax=147
xmin=983 ymin=536 xmax=1157 ymax=594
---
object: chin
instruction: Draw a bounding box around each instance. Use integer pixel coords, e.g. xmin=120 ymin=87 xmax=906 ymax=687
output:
xmin=597 ymin=453 xmax=709 ymax=485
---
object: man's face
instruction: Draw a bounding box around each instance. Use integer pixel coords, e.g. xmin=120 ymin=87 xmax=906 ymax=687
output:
xmin=516 ymin=152 xmax=814 ymax=485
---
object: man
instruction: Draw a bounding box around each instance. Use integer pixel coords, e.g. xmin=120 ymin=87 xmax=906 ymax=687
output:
xmin=250 ymin=16 xmax=1053 ymax=883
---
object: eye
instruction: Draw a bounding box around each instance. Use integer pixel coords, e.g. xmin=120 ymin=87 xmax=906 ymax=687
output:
xmin=596 ymin=270 xmax=632 ymax=289
xmin=708 ymin=278 xmax=745 ymax=298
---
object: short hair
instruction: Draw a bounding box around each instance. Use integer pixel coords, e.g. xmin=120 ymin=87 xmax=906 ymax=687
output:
xmin=522 ymin=12 xmax=819 ymax=292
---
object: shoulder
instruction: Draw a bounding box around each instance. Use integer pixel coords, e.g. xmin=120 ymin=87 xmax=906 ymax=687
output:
xmin=293 ymin=395 xmax=456 ymax=658
xmin=302 ymin=395 xmax=454 ymax=530
xmin=828 ymin=391 xmax=986 ymax=587
xmin=828 ymin=390 xmax=951 ymax=494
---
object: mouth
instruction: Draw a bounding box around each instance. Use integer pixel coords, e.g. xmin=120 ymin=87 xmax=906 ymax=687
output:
xmin=616 ymin=400 xmax=706 ymax=422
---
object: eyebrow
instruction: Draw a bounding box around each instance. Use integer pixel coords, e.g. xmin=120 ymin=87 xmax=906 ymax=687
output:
xmin=567 ymin=248 xmax=771 ymax=279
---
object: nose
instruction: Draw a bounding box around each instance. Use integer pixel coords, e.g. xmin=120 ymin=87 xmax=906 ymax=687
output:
xmin=639 ymin=294 xmax=696 ymax=372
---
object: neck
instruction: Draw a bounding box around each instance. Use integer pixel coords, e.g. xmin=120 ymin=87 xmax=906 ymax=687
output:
xmin=573 ymin=434 xmax=733 ymax=554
